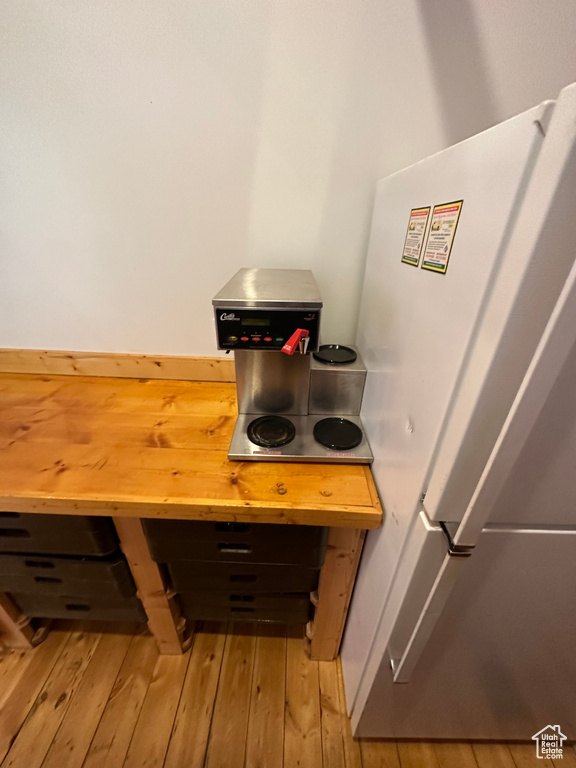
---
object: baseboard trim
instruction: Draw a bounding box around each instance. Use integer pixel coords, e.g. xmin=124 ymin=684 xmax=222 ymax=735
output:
xmin=0 ymin=348 xmax=235 ymax=382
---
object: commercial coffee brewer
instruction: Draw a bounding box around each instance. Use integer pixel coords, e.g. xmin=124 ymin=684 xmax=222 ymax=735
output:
xmin=213 ymin=268 xmax=372 ymax=463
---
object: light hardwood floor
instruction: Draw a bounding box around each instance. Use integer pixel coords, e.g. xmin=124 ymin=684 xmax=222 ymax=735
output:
xmin=0 ymin=623 xmax=573 ymax=768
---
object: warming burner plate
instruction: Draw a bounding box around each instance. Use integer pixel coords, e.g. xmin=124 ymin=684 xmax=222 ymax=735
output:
xmin=228 ymin=413 xmax=373 ymax=464
xmin=247 ymin=415 xmax=296 ymax=448
xmin=313 ymin=417 xmax=363 ymax=450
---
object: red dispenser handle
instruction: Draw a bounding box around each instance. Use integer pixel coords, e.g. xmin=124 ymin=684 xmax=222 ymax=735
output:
xmin=282 ymin=328 xmax=309 ymax=355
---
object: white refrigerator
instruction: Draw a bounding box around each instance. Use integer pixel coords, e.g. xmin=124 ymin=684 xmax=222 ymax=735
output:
xmin=342 ymin=81 xmax=576 ymax=739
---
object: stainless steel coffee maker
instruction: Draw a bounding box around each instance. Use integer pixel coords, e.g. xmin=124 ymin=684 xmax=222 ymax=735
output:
xmin=213 ymin=268 xmax=372 ymax=463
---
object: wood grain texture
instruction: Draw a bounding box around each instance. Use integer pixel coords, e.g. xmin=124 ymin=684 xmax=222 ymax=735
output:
xmin=359 ymin=739 xmax=401 ymax=768
xmin=319 ymin=661 xmax=347 ymax=768
xmin=508 ymin=742 xmax=569 ymax=768
xmin=0 ymin=631 xmax=68 ymax=763
xmin=434 ymin=742 xmax=480 ymax=768
xmin=122 ymin=652 xmax=190 ymax=768
xmin=309 ymin=527 xmax=367 ymax=661
xmin=396 ymin=742 xmax=441 ymax=768
xmin=0 ymin=623 xmax=552 ymax=768
xmin=82 ymin=633 xmax=159 ymax=768
xmin=507 ymin=743 xmax=538 ymax=767
xmin=555 ymin=748 xmax=576 ymax=768
xmin=113 ymin=517 xmax=184 ymax=655
xmin=0 ymin=649 xmax=30 ymax=706
xmin=336 ymin=659 xmax=363 ymax=768
xmin=164 ymin=622 xmax=227 ymax=768
xmin=245 ymin=625 xmax=287 ymax=768
xmin=472 ymin=743 xmax=516 ymax=768
xmin=2 ymin=630 xmax=102 ymax=768
xmin=0 ymin=373 xmax=382 ymax=529
xmin=41 ymin=630 xmax=132 ymax=768
xmin=285 ymin=630 xmax=323 ymax=768
xmin=0 ymin=348 xmax=235 ymax=382
xmin=204 ymin=624 xmax=257 ymax=768
xmin=0 ymin=593 xmax=35 ymax=649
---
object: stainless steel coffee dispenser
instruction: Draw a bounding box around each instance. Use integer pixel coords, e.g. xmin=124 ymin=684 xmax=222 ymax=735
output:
xmin=213 ymin=268 xmax=372 ymax=464
xmin=213 ymin=268 xmax=322 ymax=415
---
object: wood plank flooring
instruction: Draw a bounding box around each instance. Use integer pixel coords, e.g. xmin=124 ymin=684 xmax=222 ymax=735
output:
xmin=0 ymin=623 xmax=573 ymax=768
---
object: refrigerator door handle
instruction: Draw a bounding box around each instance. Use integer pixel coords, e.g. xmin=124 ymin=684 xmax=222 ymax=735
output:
xmin=389 ymin=553 xmax=466 ymax=683
xmin=439 ymin=521 xmax=474 ymax=557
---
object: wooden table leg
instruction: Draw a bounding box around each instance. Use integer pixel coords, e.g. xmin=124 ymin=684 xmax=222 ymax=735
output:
xmin=114 ymin=518 xmax=188 ymax=655
xmin=308 ymin=527 xmax=366 ymax=661
xmin=0 ymin=592 xmax=35 ymax=650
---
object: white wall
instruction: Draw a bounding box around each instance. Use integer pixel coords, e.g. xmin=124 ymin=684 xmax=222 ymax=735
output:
xmin=1 ymin=0 xmax=575 ymax=356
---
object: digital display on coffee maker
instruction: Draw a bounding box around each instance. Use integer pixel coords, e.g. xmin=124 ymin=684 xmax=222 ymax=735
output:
xmin=242 ymin=318 xmax=270 ymax=326
xmin=215 ymin=307 xmax=320 ymax=351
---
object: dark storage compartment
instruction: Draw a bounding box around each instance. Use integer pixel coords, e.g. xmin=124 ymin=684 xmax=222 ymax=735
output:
xmin=143 ymin=519 xmax=325 ymax=626
xmin=179 ymin=591 xmax=311 ymax=624
xmin=11 ymin=592 xmax=147 ymax=622
xmin=0 ymin=513 xmax=119 ymax=556
xmin=167 ymin=560 xmax=321 ymax=594
xmin=0 ymin=514 xmax=142 ymax=624
xmin=0 ymin=552 xmax=136 ymax=599
xmin=142 ymin=520 xmax=328 ymax=567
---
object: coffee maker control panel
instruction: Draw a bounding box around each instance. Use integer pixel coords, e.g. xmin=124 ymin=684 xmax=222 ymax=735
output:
xmin=214 ymin=308 xmax=320 ymax=351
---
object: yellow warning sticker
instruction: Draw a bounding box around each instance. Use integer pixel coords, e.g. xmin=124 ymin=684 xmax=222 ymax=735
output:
xmin=401 ymin=207 xmax=431 ymax=267
xmin=421 ymin=200 xmax=463 ymax=274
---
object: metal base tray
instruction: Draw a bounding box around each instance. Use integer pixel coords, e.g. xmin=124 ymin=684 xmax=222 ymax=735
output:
xmin=228 ymin=413 xmax=373 ymax=464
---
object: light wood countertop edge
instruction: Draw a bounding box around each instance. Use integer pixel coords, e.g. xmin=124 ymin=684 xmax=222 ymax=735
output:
xmin=0 ymin=493 xmax=382 ymax=529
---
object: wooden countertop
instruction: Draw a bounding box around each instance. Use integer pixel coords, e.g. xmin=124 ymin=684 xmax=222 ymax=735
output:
xmin=0 ymin=373 xmax=382 ymax=528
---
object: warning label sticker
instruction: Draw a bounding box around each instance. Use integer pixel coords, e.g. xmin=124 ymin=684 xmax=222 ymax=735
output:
xmin=401 ymin=207 xmax=431 ymax=267
xmin=421 ymin=200 xmax=463 ymax=274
